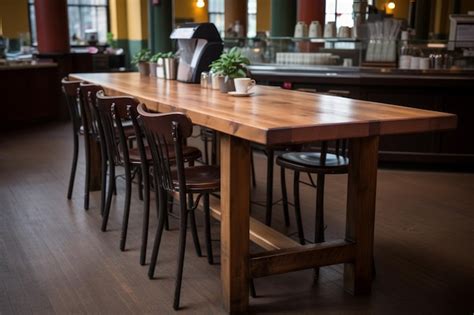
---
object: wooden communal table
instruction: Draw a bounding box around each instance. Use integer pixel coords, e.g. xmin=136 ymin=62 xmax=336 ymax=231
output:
xmin=70 ymin=72 xmax=456 ymax=313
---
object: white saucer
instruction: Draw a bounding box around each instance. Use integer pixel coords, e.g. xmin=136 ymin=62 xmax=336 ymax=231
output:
xmin=228 ymin=91 xmax=254 ymax=97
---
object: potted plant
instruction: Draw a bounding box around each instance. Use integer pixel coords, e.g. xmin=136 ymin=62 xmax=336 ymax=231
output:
xmin=163 ymin=51 xmax=178 ymax=80
xmin=149 ymin=52 xmax=163 ymax=77
xmin=131 ymin=49 xmax=151 ymax=76
xmin=210 ymin=47 xmax=250 ymax=92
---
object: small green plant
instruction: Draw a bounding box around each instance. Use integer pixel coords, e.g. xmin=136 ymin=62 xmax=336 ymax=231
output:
xmin=150 ymin=52 xmax=164 ymax=63
xmin=163 ymin=51 xmax=176 ymax=58
xmin=210 ymin=47 xmax=250 ymax=78
xmin=131 ymin=49 xmax=151 ymax=65
xmin=106 ymin=32 xmax=117 ymax=49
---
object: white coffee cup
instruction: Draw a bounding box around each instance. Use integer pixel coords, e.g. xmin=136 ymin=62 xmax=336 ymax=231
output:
xmin=309 ymin=21 xmax=322 ymax=38
xmin=234 ymin=78 xmax=256 ymax=94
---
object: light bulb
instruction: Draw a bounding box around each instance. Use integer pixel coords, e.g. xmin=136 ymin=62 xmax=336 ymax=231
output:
xmin=387 ymin=2 xmax=396 ymax=10
xmin=196 ymin=0 xmax=205 ymax=8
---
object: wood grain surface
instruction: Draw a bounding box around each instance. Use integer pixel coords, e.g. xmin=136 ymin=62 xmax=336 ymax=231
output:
xmin=69 ymin=73 xmax=456 ymax=145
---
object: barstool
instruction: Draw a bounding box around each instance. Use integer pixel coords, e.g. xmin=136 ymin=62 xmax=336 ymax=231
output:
xmin=276 ymin=140 xmax=349 ymax=277
xmin=138 ymin=104 xmax=218 ymax=310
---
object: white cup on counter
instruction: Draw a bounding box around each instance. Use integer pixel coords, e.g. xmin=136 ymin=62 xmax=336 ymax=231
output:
xmin=410 ymin=56 xmax=420 ymax=70
xmin=324 ymin=22 xmax=336 ymax=38
xmin=419 ymin=58 xmax=430 ymax=70
xmin=234 ymin=78 xmax=256 ymax=94
xmin=309 ymin=21 xmax=322 ymax=38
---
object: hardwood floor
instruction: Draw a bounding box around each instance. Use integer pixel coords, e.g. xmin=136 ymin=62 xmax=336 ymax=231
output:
xmin=1 ymin=122 xmax=473 ymax=314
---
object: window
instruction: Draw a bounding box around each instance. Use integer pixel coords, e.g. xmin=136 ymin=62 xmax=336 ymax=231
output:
xmin=247 ymin=0 xmax=257 ymax=38
xmin=325 ymin=0 xmax=354 ymax=28
xmin=208 ymin=0 xmax=225 ymax=36
xmin=28 ymin=0 xmax=109 ymax=45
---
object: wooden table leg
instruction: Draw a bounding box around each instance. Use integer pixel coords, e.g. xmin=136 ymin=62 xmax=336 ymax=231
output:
xmin=344 ymin=136 xmax=379 ymax=295
xmin=88 ymin=139 xmax=102 ymax=191
xmin=220 ymin=134 xmax=250 ymax=313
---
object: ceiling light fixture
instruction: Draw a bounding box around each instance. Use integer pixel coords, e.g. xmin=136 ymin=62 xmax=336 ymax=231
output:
xmin=196 ymin=0 xmax=205 ymax=8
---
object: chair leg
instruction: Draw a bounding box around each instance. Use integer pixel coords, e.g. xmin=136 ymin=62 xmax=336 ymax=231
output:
xmin=250 ymin=279 xmax=257 ymax=298
xmin=315 ymin=174 xmax=325 ymax=244
xmin=120 ymin=163 xmax=133 ymax=251
xmin=137 ymin=166 xmax=143 ymax=201
xmin=250 ymin=150 xmax=256 ymax=188
xmin=173 ymin=200 xmax=189 ymax=310
xmin=100 ymin=144 xmax=107 ymax=216
xmin=140 ymin=167 xmax=151 ymax=266
xmin=313 ymin=173 xmax=326 ymax=280
xmin=280 ymin=166 xmax=290 ymax=227
xmin=83 ymin=136 xmax=92 ymax=210
xmin=148 ymin=187 xmax=167 ymax=279
xmin=265 ymin=149 xmax=274 ymax=226
xmin=101 ymin=162 xmax=115 ymax=232
xmin=293 ymin=171 xmax=305 ymax=245
xmin=203 ymin=193 xmax=213 ymax=264
xmin=67 ymin=133 xmax=79 ymax=199
xmin=203 ymin=136 xmax=209 ymax=165
xmin=211 ymin=131 xmax=217 ymax=166
xmin=188 ymin=193 xmax=202 ymax=257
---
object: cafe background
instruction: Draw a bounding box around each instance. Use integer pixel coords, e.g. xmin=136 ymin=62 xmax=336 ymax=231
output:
xmin=1 ymin=0 xmax=474 ymax=169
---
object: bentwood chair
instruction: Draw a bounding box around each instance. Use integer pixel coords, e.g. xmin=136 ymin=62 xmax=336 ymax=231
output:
xmin=61 ymin=78 xmax=82 ymax=201
xmin=276 ymin=140 xmax=349 ymax=277
xmin=77 ymin=83 xmax=107 ymax=211
xmin=138 ymin=104 xmax=218 ymax=310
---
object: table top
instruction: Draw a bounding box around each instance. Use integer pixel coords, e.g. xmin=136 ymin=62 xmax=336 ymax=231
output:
xmin=70 ymin=72 xmax=456 ymax=145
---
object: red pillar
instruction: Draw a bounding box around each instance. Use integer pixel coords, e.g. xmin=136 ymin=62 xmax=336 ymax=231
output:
xmin=297 ymin=0 xmax=325 ymax=25
xmin=35 ymin=0 xmax=70 ymax=53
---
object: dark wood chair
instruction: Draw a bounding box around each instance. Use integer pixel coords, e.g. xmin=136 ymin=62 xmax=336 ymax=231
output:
xmin=276 ymin=140 xmax=349 ymax=277
xmin=127 ymin=98 xmax=202 ymax=265
xmin=61 ymin=78 xmax=82 ymax=201
xmin=137 ymin=104 xmax=218 ymax=310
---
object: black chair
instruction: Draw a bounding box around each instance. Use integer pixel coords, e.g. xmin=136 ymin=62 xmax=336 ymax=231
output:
xmin=138 ymin=104 xmax=218 ymax=310
xmin=276 ymin=140 xmax=349 ymax=277
xmin=61 ymin=78 xmax=82 ymax=201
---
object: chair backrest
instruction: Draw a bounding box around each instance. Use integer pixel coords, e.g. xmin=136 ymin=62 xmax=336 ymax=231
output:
xmin=61 ymin=77 xmax=81 ymax=133
xmin=79 ymin=83 xmax=103 ymax=137
xmin=137 ymin=103 xmax=193 ymax=193
xmin=95 ymin=91 xmax=139 ymax=166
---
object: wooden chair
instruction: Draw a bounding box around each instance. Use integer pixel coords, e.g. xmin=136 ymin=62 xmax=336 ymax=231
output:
xmin=138 ymin=104 xmax=218 ymax=310
xmin=126 ymin=100 xmax=202 ymax=265
xmin=61 ymin=78 xmax=82 ymax=201
xmin=276 ymin=140 xmax=349 ymax=277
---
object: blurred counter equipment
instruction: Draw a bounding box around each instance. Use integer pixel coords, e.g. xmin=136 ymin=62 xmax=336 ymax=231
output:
xmin=170 ymin=23 xmax=223 ymax=83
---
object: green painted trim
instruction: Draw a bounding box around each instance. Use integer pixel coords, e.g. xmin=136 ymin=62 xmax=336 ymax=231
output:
xmin=271 ymin=0 xmax=297 ymax=37
xmin=117 ymin=39 xmax=148 ymax=69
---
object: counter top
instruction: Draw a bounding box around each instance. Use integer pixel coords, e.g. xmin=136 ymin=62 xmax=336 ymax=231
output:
xmin=0 ymin=61 xmax=58 ymax=71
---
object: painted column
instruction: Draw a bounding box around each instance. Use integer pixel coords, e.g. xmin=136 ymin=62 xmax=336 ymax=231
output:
xmin=297 ymin=0 xmax=325 ymax=25
xmin=34 ymin=0 xmax=69 ymax=53
xmin=148 ymin=0 xmax=172 ymax=53
xmin=414 ymin=0 xmax=431 ymax=39
xmin=271 ymin=0 xmax=297 ymax=36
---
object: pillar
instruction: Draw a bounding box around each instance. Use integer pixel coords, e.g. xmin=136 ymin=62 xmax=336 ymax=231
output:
xmin=225 ymin=0 xmax=247 ymax=35
xmin=148 ymin=0 xmax=172 ymax=53
xmin=271 ymin=0 xmax=297 ymax=36
xmin=297 ymin=0 xmax=325 ymax=25
xmin=414 ymin=0 xmax=431 ymax=39
xmin=34 ymin=0 xmax=69 ymax=53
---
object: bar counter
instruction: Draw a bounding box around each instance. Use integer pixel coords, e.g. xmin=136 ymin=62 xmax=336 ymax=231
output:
xmin=0 ymin=62 xmax=62 ymax=129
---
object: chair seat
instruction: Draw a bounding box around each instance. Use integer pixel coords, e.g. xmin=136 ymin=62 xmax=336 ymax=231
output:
xmin=129 ymin=145 xmax=202 ymax=164
xmin=172 ymin=166 xmax=220 ymax=192
xmin=277 ymin=152 xmax=349 ymax=174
